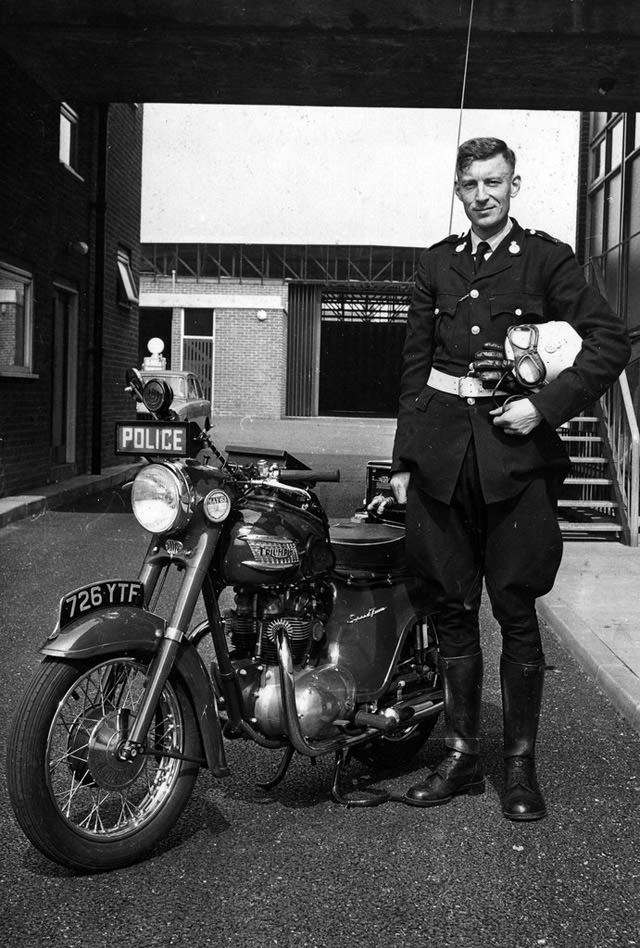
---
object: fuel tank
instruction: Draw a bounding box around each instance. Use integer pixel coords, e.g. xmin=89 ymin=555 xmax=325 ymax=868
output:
xmin=219 ymin=493 xmax=334 ymax=585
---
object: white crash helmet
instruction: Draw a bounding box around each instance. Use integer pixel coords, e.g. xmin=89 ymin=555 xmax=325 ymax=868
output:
xmin=504 ymin=321 xmax=582 ymax=390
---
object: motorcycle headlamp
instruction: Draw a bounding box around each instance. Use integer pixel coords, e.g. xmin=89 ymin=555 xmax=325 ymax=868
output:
xmin=131 ymin=463 xmax=194 ymax=534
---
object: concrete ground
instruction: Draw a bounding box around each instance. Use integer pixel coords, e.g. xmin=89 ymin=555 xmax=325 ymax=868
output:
xmin=2 ymin=413 xmax=639 ymax=735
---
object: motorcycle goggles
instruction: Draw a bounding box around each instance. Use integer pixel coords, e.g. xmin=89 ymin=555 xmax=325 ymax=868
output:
xmin=505 ymin=324 xmax=547 ymax=388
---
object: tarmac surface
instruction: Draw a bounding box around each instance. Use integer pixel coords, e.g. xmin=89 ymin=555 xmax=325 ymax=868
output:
xmin=1 ymin=414 xmax=640 ymax=948
xmin=1 ymin=413 xmax=639 ymax=737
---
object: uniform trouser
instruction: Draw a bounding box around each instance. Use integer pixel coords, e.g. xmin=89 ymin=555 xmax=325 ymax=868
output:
xmin=406 ymin=441 xmax=564 ymax=664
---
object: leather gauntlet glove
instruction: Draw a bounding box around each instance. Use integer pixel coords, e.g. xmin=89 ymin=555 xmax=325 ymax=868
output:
xmin=472 ymin=342 xmax=518 ymax=391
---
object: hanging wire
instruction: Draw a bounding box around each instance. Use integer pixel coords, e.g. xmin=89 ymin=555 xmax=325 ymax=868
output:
xmin=448 ymin=0 xmax=476 ymax=235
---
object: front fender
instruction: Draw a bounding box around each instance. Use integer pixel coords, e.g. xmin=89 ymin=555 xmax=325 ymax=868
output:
xmin=41 ymin=606 xmax=229 ymax=778
xmin=42 ymin=606 xmax=165 ymax=659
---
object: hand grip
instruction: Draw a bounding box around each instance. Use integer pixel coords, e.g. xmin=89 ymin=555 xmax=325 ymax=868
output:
xmin=279 ymin=469 xmax=341 ymax=484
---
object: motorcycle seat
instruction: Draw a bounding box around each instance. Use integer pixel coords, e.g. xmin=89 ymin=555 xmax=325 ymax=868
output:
xmin=329 ymin=518 xmax=408 ymax=578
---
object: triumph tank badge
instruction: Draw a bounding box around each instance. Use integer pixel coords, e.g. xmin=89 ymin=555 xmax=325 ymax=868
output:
xmin=242 ymin=534 xmax=299 ymax=569
xmin=509 ymin=241 xmax=521 ymax=254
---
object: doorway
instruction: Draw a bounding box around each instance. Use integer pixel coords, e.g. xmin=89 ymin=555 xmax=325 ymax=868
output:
xmin=318 ymin=290 xmax=409 ymax=416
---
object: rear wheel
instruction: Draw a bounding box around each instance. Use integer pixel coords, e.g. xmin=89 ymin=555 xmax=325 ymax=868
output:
xmin=6 ymin=656 xmax=200 ymax=872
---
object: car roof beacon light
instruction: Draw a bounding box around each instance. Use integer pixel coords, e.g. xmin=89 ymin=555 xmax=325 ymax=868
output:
xmin=142 ymin=337 xmax=167 ymax=370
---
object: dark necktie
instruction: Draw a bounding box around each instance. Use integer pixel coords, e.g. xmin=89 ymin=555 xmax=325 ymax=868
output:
xmin=474 ymin=241 xmax=491 ymax=272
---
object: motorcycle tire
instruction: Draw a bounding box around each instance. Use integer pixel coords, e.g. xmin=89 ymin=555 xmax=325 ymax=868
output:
xmin=352 ymin=717 xmax=440 ymax=771
xmin=6 ymin=655 xmax=200 ymax=873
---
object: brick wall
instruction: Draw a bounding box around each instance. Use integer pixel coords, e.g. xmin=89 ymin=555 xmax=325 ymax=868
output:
xmin=0 ymin=58 xmax=91 ymax=494
xmin=575 ymin=111 xmax=592 ymax=268
xmin=100 ymin=105 xmax=143 ymax=468
xmin=140 ymin=276 xmax=288 ymax=418
xmin=213 ymin=308 xmax=287 ymax=417
xmin=0 ymin=59 xmax=142 ymax=496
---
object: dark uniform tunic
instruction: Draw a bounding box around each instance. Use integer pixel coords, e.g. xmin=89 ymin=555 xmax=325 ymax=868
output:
xmin=392 ymin=219 xmax=630 ymax=662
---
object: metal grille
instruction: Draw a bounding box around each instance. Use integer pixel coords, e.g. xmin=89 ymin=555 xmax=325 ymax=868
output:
xmin=183 ymin=337 xmax=213 ymax=402
xmin=286 ymin=283 xmax=321 ymax=416
xmin=321 ymin=290 xmax=410 ymax=322
xmin=141 ymin=243 xmax=420 ymax=287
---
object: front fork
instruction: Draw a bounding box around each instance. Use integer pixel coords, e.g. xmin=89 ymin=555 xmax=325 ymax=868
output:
xmin=120 ymin=529 xmax=220 ymax=756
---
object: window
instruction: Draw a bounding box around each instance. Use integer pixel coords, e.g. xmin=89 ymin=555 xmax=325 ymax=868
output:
xmin=59 ymin=103 xmax=79 ymax=172
xmin=583 ymin=112 xmax=640 ymax=338
xmin=117 ymin=248 xmax=138 ymax=307
xmin=610 ymin=119 xmax=625 ymax=172
xmin=0 ymin=264 xmax=34 ymax=375
xmin=184 ymin=309 xmax=213 ymax=336
xmin=590 ymin=137 xmax=605 ymax=182
xmin=591 ymin=112 xmax=610 ymax=136
xmin=188 ymin=375 xmax=203 ymax=398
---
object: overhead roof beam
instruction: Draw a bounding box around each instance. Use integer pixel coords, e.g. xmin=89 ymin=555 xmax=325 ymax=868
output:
xmin=1 ymin=1 xmax=639 ymax=110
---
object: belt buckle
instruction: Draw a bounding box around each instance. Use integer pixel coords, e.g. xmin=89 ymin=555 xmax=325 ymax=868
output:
xmin=457 ymin=376 xmax=478 ymax=398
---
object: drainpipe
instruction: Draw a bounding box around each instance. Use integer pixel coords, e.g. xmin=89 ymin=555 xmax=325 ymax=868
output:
xmin=91 ymin=104 xmax=109 ymax=474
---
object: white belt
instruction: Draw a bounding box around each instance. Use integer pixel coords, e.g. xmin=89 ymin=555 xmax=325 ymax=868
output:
xmin=427 ymin=368 xmax=494 ymax=398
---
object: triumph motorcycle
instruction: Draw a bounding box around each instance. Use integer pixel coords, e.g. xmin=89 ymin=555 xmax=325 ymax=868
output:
xmin=6 ymin=369 xmax=443 ymax=872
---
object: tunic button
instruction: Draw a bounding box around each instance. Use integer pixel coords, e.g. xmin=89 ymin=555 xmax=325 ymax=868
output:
xmin=515 ymin=308 xmax=523 ymax=316
xmin=434 ymin=308 xmax=440 ymax=315
xmin=467 ymin=397 xmax=476 ymax=406
xmin=470 ymin=289 xmax=479 ymax=299
xmin=471 ymin=325 xmax=480 ymax=335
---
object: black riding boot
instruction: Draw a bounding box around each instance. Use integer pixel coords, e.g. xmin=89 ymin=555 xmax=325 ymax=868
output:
xmin=404 ymin=651 xmax=484 ymax=807
xmin=501 ymin=657 xmax=547 ymax=821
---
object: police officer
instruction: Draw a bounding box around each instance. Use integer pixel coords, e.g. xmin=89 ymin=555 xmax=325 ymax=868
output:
xmin=384 ymin=137 xmax=630 ymax=820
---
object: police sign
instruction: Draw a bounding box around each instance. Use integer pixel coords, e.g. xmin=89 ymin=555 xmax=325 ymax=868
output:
xmin=115 ymin=422 xmax=190 ymax=456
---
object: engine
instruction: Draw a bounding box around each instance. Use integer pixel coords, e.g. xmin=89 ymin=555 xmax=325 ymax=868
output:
xmin=222 ymin=580 xmax=356 ymax=740
xmin=223 ymin=581 xmax=332 ymax=666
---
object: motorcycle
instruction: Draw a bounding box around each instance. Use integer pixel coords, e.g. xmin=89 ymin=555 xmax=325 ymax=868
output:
xmin=6 ymin=368 xmax=443 ymax=872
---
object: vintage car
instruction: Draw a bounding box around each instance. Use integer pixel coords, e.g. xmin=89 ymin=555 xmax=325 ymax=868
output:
xmin=136 ymin=369 xmax=211 ymax=430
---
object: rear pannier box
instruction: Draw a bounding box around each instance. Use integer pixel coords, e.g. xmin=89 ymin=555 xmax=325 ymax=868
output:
xmin=329 ymin=518 xmax=408 ymax=579
xmin=364 ymin=460 xmax=406 ymax=526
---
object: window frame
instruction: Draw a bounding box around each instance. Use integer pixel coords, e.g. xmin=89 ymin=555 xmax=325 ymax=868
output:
xmin=0 ymin=262 xmax=36 ymax=377
xmin=117 ymin=248 xmax=139 ymax=308
xmin=59 ymin=102 xmax=82 ymax=177
xmin=584 ymin=112 xmax=640 ymax=339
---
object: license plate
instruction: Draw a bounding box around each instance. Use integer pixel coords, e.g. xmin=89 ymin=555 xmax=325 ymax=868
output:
xmin=115 ymin=422 xmax=190 ymax=456
xmin=58 ymin=580 xmax=145 ymax=630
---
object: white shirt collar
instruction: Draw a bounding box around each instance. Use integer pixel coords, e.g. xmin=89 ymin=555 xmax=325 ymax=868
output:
xmin=470 ymin=218 xmax=514 ymax=253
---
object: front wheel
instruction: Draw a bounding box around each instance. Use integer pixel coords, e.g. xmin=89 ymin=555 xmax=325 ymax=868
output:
xmin=6 ymin=656 xmax=200 ymax=872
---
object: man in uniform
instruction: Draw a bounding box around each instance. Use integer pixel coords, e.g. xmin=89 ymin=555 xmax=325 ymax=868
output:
xmin=383 ymin=137 xmax=630 ymax=820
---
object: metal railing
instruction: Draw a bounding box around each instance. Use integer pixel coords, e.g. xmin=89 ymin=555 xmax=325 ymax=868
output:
xmin=599 ymin=370 xmax=640 ymax=546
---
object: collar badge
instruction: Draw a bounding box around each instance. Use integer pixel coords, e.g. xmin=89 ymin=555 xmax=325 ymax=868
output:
xmin=455 ymin=242 xmax=466 ymax=253
xmin=509 ymin=241 xmax=521 ymax=255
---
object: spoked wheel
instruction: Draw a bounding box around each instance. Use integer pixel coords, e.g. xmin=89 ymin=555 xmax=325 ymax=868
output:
xmin=6 ymin=656 xmax=200 ymax=872
xmin=352 ymin=716 xmax=441 ymax=771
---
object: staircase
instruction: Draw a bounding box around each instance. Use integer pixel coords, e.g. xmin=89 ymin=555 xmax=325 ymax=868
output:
xmin=557 ymin=412 xmax=622 ymax=541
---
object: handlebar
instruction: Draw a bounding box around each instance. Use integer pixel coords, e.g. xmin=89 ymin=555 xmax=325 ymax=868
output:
xmin=279 ymin=469 xmax=341 ymax=485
